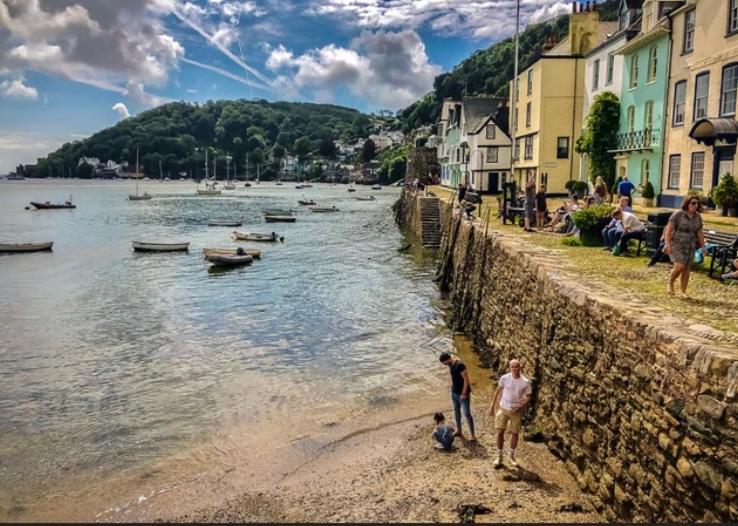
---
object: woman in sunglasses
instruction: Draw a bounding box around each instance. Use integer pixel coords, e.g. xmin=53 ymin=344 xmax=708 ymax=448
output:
xmin=663 ymin=195 xmax=706 ymax=297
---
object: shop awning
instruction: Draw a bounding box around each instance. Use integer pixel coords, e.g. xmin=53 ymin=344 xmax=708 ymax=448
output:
xmin=689 ymin=118 xmax=738 ymax=146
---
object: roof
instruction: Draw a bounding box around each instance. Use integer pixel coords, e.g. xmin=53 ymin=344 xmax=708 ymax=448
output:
xmin=689 ymin=118 xmax=738 ymax=146
xmin=462 ymin=97 xmax=505 ymax=135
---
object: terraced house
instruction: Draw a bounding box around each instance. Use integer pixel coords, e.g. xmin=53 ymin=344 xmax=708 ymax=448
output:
xmin=662 ymin=0 xmax=738 ymax=207
xmin=612 ymin=1 xmax=683 ymax=205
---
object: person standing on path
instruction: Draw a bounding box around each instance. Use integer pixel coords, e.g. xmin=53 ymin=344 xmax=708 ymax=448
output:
xmin=486 ymin=359 xmax=532 ymax=467
xmin=439 ymin=352 xmax=476 ymax=442
xmin=664 ymin=195 xmax=705 ymax=297
xmin=524 ymin=176 xmax=536 ymax=232
xmin=617 ymin=176 xmax=635 ymax=207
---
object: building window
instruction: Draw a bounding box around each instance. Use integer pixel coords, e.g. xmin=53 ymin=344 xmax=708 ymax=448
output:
xmin=641 ymin=158 xmax=650 ymax=184
xmin=668 ymin=154 xmax=681 ymax=189
xmin=630 ymin=55 xmax=639 ymax=89
xmin=487 ymin=146 xmax=499 ymax=163
xmin=720 ymin=63 xmax=738 ymax=117
xmin=643 ymin=0 xmax=653 ymax=30
xmin=647 ymin=45 xmax=658 ymax=82
xmin=486 ymin=123 xmax=496 ymax=139
xmin=514 ymin=141 xmax=520 ymax=160
xmin=673 ymin=80 xmax=686 ymax=126
xmin=515 ymin=80 xmax=519 ymax=101
xmin=524 ymin=136 xmax=533 ymax=160
xmin=525 ymin=102 xmax=531 ymax=127
xmin=645 ymin=100 xmax=654 ymax=130
xmin=606 ymin=54 xmax=615 ymax=85
xmin=456 ymin=148 xmax=460 ymax=163
xmin=694 ymin=72 xmax=710 ymax=120
xmin=557 ymin=137 xmax=569 ymax=159
xmin=527 ymin=69 xmax=533 ymax=96
xmin=592 ymin=59 xmax=600 ymax=89
xmin=683 ymin=9 xmax=695 ymax=53
xmin=690 ymin=152 xmax=705 ymax=188
xmin=627 ymin=105 xmax=635 ymax=133
xmin=730 ymin=0 xmax=738 ymax=34
xmin=438 ymin=123 xmax=444 ymax=137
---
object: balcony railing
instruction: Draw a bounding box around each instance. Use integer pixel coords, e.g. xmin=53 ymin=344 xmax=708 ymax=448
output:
xmin=611 ymin=128 xmax=660 ymax=152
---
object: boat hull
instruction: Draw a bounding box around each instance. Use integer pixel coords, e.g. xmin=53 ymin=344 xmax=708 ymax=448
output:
xmin=208 ymin=220 xmax=243 ymax=227
xmin=196 ymin=189 xmax=221 ymax=196
xmin=128 ymin=194 xmax=152 ymax=201
xmin=265 ymin=215 xmax=296 ymax=223
xmin=132 ymin=241 xmax=189 ymax=252
xmin=206 ymin=254 xmax=253 ymax=266
xmin=30 ymin=202 xmax=76 ymax=209
xmin=0 ymin=242 xmax=53 ymax=253
xmin=203 ymin=248 xmax=261 ymax=259
xmin=310 ymin=207 xmax=339 ymax=213
xmin=233 ymin=231 xmax=280 ymax=242
xmin=298 ymin=200 xmax=315 ymax=206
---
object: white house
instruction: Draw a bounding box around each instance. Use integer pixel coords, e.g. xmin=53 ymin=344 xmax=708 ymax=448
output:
xmin=460 ymin=97 xmax=512 ymax=193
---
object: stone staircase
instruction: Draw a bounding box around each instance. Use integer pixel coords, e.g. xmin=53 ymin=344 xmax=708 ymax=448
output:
xmin=419 ymin=197 xmax=442 ymax=248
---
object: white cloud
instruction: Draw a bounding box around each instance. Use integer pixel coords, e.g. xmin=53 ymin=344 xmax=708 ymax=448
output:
xmin=211 ymin=23 xmax=239 ymax=49
xmin=112 ymin=102 xmax=130 ymax=119
xmin=266 ymin=29 xmax=441 ymax=110
xmin=308 ymin=0 xmax=579 ymax=40
xmin=0 ymin=78 xmax=38 ymax=100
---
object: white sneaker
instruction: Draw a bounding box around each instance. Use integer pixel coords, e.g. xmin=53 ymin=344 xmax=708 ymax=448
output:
xmin=509 ymin=456 xmax=518 ymax=467
xmin=493 ymin=456 xmax=503 ymax=468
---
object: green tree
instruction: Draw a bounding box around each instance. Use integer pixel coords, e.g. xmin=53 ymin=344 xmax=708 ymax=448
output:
xmin=76 ymin=161 xmax=94 ymax=179
xmin=389 ymin=156 xmax=406 ymax=181
xmin=293 ymin=136 xmax=312 ymax=158
xmin=271 ymin=144 xmax=286 ymax=161
xmin=318 ymin=137 xmax=337 ymax=159
xmin=248 ymin=147 xmax=264 ymax=166
xmin=576 ymin=91 xmax=620 ymax=189
xmin=361 ymin=139 xmax=376 ymax=163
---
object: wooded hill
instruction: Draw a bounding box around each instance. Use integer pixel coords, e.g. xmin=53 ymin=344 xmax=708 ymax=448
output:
xmin=399 ymin=0 xmax=619 ymax=132
xmin=39 ymin=99 xmax=378 ymax=180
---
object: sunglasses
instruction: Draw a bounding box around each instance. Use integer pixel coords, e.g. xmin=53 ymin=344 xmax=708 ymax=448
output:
xmin=689 ymin=201 xmax=699 ymax=206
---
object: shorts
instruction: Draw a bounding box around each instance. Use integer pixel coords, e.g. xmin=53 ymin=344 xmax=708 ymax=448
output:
xmin=495 ymin=407 xmax=523 ymax=433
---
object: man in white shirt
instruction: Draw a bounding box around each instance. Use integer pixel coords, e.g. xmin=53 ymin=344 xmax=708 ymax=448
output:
xmin=611 ymin=209 xmax=646 ymax=256
xmin=486 ymin=359 xmax=532 ymax=467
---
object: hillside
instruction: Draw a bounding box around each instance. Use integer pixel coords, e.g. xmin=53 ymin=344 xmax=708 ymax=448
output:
xmin=39 ymin=100 xmax=376 ymax=180
xmin=399 ymin=0 xmax=619 ymax=131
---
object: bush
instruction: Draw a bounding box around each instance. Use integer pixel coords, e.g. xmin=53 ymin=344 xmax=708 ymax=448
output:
xmin=642 ymin=181 xmax=655 ymax=199
xmin=572 ymin=204 xmax=615 ymax=230
xmin=712 ymin=173 xmax=738 ymax=209
xmin=565 ymin=180 xmax=576 ymax=192
xmin=561 ymin=237 xmax=582 ymax=246
xmin=573 ymin=180 xmax=589 ymax=197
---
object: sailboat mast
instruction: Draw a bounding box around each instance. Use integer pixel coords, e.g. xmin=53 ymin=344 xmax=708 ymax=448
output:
xmin=205 ymin=147 xmax=209 ymax=180
xmin=226 ymin=151 xmax=230 ymax=182
xmin=136 ymin=146 xmax=140 ymax=195
xmin=257 ymin=163 xmax=260 ymax=183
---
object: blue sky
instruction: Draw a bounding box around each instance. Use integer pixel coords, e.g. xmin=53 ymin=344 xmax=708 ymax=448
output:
xmin=0 ymin=0 xmax=579 ymax=172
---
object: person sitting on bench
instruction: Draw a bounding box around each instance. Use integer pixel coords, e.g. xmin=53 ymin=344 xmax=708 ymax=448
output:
xmin=722 ymin=258 xmax=738 ymax=281
xmin=611 ymin=209 xmax=646 ymax=256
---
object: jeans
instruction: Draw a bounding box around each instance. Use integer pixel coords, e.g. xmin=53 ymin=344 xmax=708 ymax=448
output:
xmin=602 ymin=226 xmax=623 ymax=248
xmin=451 ymin=392 xmax=475 ymax=435
xmin=619 ymin=230 xmax=646 ymax=252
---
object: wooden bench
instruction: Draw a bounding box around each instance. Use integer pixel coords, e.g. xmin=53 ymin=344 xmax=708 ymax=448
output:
xmin=705 ymin=230 xmax=738 ymax=278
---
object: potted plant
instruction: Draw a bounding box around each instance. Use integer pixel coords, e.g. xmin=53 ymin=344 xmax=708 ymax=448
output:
xmin=565 ymin=179 xmax=576 ymax=197
xmin=572 ymin=204 xmax=616 ymax=246
xmin=641 ymin=181 xmax=655 ymax=207
xmin=712 ymin=173 xmax=738 ymax=217
xmin=573 ymin=180 xmax=589 ymax=198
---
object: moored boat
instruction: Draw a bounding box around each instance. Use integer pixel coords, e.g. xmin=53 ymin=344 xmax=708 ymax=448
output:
xmin=233 ymin=231 xmax=283 ymax=242
xmin=295 ymin=184 xmax=305 ymax=189
xmin=0 ymin=241 xmax=53 ymax=253
xmin=203 ymin=247 xmax=261 ymax=259
xmin=206 ymin=253 xmax=253 ymax=267
xmin=196 ymin=188 xmax=221 ymax=196
xmin=132 ymin=241 xmax=189 ymax=252
xmin=275 ymin=181 xmax=283 ymax=186
xmin=371 ymin=184 xmax=382 ymax=190
xmin=30 ymin=201 xmax=76 ymax=209
xmin=347 ymin=185 xmax=356 ymax=192
xmin=265 ymin=215 xmax=296 ymax=223
xmin=128 ymin=192 xmax=152 ymax=201
xmin=355 ymin=196 xmax=376 ymax=201
xmin=310 ymin=206 xmax=339 ymax=213
xmin=298 ymin=198 xmax=315 ymax=205
xmin=244 ymin=182 xmax=252 ymax=187
xmin=208 ymin=219 xmax=243 ymax=227
xmin=262 ymin=209 xmax=294 ymax=216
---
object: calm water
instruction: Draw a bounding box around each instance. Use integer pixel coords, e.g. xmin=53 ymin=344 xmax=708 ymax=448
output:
xmin=0 ymin=180 xmax=462 ymax=520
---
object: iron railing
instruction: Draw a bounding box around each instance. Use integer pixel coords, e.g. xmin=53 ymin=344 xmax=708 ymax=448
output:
xmin=613 ymin=128 xmax=660 ymax=151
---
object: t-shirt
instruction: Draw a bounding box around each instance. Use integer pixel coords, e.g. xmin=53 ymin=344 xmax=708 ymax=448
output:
xmin=449 ymin=360 xmax=470 ymax=395
xmin=621 ymin=211 xmax=645 ymax=232
xmin=433 ymin=424 xmax=455 ymax=449
xmin=498 ymin=373 xmax=532 ymax=411
xmin=618 ymin=180 xmax=635 ymax=197
xmin=535 ymin=191 xmax=547 ymax=211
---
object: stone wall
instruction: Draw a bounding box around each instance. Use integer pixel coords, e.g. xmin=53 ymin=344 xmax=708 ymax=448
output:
xmin=405 ymin=146 xmax=439 ymax=185
xmin=398 ymin=191 xmax=738 ymax=522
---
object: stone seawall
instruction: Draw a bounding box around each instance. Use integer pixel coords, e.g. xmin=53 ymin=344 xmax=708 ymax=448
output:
xmin=397 ymin=191 xmax=738 ymax=522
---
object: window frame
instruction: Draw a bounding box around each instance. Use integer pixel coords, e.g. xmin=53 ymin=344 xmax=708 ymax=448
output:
xmin=673 ymin=80 xmax=687 ymax=126
xmin=668 ymin=154 xmax=681 ymax=189
xmin=527 ymin=69 xmax=533 ymax=96
xmin=524 ymin=136 xmax=533 ymax=160
xmin=606 ymin=54 xmax=615 ymax=85
xmin=729 ymin=0 xmax=738 ymax=35
xmin=647 ymin=45 xmax=658 ymax=83
xmin=720 ymin=63 xmax=738 ymax=117
xmin=487 ymin=146 xmax=499 ymax=163
xmin=690 ymin=151 xmax=705 ymax=189
xmin=630 ymin=54 xmax=639 ymax=89
xmin=693 ymin=72 xmax=710 ymax=121
xmin=644 ymin=100 xmax=654 ymax=130
xmin=683 ymin=9 xmax=695 ymax=54
xmin=592 ymin=58 xmax=600 ymax=90
xmin=641 ymin=158 xmax=650 ymax=185
xmin=627 ymin=105 xmax=636 ymax=133
xmin=485 ymin=122 xmax=496 ymax=139
xmin=525 ymin=101 xmax=532 ymax=128
xmin=556 ymin=137 xmax=569 ymax=159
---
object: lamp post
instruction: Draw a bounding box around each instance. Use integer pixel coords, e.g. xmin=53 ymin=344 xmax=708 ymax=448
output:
xmin=510 ymin=0 xmax=520 ymax=188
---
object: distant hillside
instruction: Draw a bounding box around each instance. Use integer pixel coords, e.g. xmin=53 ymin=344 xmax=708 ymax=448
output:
xmin=39 ymin=100 xmax=377 ymax=180
xmin=399 ymin=0 xmax=619 ymax=131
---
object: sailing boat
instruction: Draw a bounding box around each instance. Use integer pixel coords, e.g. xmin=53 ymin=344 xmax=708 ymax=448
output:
xmin=243 ymin=161 xmax=251 ymax=187
xmin=224 ymin=152 xmax=236 ymax=190
xmin=128 ymin=147 xmax=152 ymax=200
xmin=197 ymin=147 xmax=221 ymax=196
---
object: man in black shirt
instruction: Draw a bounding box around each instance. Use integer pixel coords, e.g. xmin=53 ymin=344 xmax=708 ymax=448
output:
xmin=439 ymin=352 xmax=476 ymax=441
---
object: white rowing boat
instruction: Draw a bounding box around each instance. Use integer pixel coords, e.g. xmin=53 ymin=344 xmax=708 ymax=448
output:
xmin=132 ymin=241 xmax=189 ymax=252
xmin=208 ymin=219 xmax=243 ymax=227
xmin=265 ymin=215 xmax=296 ymax=223
xmin=0 ymin=241 xmax=53 ymax=253
xmin=233 ymin=231 xmax=282 ymax=242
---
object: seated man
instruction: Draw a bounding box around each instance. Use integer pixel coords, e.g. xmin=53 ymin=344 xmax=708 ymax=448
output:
xmin=611 ymin=209 xmax=646 ymax=256
xmin=722 ymin=258 xmax=738 ymax=281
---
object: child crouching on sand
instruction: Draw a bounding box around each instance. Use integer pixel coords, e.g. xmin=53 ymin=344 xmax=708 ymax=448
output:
xmin=432 ymin=412 xmax=455 ymax=451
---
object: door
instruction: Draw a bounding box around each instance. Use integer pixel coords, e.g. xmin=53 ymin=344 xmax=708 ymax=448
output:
xmin=488 ymin=172 xmax=500 ymax=194
xmin=713 ymin=146 xmax=736 ymax=188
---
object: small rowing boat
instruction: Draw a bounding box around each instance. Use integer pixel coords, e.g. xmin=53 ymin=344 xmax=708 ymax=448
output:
xmin=355 ymin=196 xmax=376 ymax=201
xmin=0 ymin=241 xmax=53 ymax=253
xmin=208 ymin=219 xmax=243 ymax=227
xmin=310 ymin=206 xmax=339 ymax=213
xmin=128 ymin=192 xmax=152 ymax=201
xmin=30 ymin=201 xmax=75 ymax=209
xmin=132 ymin=241 xmax=189 ymax=252
xmin=265 ymin=215 xmax=296 ymax=223
xmin=298 ymin=198 xmax=315 ymax=205
xmin=203 ymin=247 xmax=261 ymax=259
xmin=233 ymin=231 xmax=283 ymax=242
xmin=262 ymin=209 xmax=294 ymax=216
xmin=196 ymin=188 xmax=221 ymax=196
xmin=371 ymin=184 xmax=382 ymax=190
xmin=206 ymin=253 xmax=253 ymax=267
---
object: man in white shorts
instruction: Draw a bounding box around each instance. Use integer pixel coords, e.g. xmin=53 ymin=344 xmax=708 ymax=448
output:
xmin=486 ymin=359 xmax=532 ymax=467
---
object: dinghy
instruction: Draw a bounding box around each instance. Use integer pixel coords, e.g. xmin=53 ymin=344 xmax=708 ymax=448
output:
xmin=196 ymin=188 xmax=221 ymax=196
xmin=371 ymin=184 xmax=382 ymax=190
xmin=208 ymin=219 xmax=243 ymax=227
xmin=262 ymin=209 xmax=294 ymax=216
xmin=295 ymin=184 xmax=305 ymax=189
xmin=298 ymin=198 xmax=315 ymax=205
xmin=30 ymin=200 xmax=75 ymax=209
xmin=347 ymin=186 xmax=356 ymax=192
xmin=132 ymin=241 xmax=189 ymax=252
xmin=206 ymin=253 xmax=253 ymax=267
xmin=233 ymin=231 xmax=283 ymax=242
xmin=265 ymin=215 xmax=296 ymax=223
xmin=0 ymin=241 xmax=53 ymax=253
xmin=203 ymin=247 xmax=261 ymax=259
xmin=310 ymin=206 xmax=339 ymax=213
xmin=355 ymin=196 xmax=376 ymax=201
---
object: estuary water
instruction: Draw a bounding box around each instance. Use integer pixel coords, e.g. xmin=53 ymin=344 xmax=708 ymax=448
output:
xmin=0 ymin=180 xmax=472 ymax=521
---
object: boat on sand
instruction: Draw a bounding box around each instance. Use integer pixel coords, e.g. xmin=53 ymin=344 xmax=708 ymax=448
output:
xmin=355 ymin=196 xmax=376 ymax=201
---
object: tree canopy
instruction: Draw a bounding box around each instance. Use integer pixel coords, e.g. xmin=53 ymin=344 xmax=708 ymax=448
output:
xmin=576 ymin=91 xmax=620 ymax=188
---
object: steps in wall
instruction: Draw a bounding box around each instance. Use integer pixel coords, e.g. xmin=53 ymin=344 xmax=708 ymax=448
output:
xmin=418 ymin=197 xmax=441 ymax=248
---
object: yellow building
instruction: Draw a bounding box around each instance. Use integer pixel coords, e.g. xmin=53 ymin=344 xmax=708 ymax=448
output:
xmin=509 ymin=3 xmax=617 ymax=193
xmin=662 ymin=0 xmax=738 ymax=208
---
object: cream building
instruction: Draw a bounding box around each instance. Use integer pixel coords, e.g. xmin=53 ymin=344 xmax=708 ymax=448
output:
xmin=662 ymin=0 xmax=738 ymax=207
xmin=459 ymin=97 xmax=511 ymax=193
xmin=509 ymin=3 xmax=617 ymax=193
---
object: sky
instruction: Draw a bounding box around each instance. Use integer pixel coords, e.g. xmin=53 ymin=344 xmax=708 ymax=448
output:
xmin=0 ymin=0 xmax=583 ymax=172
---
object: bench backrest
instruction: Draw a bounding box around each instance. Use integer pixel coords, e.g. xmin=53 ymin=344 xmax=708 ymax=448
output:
xmin=705 ymin=230 xmax=738 ymax=247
